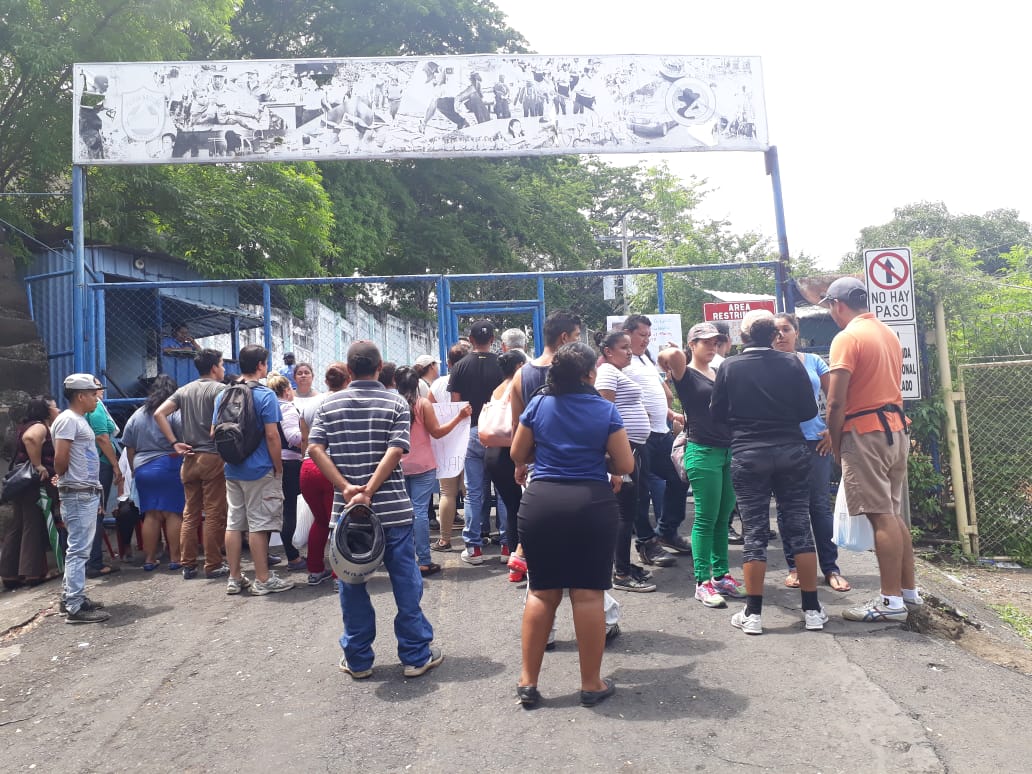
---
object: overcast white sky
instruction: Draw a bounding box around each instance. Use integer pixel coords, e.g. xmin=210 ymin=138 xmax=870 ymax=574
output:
xmin=493 ymin=0 xmax=1031 ymax=268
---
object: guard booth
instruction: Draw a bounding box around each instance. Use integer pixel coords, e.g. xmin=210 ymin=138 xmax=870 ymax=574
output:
xmin=23 ymin=245 xmax=256 ymax=417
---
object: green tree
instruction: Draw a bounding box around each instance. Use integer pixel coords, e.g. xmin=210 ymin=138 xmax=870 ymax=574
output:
xmin=0 ymin=0 xmax=236 ymax=195
xmin=214 ymin=0 xmax=527 ymax=59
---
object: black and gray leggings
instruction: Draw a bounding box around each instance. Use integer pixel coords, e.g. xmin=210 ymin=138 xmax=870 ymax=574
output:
xmin=730 ymin=442 xmax=815 ymax=564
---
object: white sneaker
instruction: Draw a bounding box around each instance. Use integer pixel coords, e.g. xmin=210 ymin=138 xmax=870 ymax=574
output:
xmin=731 ymin=606 xmax=763 ymax=635
xmin=804 ymin=605 xmax=829 ymax=631
xmin=459 ymin=546 xmax=484 ymax=566
xmin=226 ymin=575 xmax=252 ymax=595
xmin=250 ymin=573 xmax=295 ymax=595
xmin=904 ymin=593 xmax=924 ymax=608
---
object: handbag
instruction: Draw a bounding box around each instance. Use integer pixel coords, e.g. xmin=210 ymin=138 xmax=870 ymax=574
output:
xmin=670 ymin=430 xmax=689 ymax=484
xmin=0 ymin=459 xmax=39 ymax=504
xmin=832 ymin=480 xmax=875 ymax=552
xmin=478 ymin=382 xmax=515 ymax=448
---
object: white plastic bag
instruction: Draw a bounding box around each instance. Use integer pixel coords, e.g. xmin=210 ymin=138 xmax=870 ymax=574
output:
xmin=292 ymin=494 xmax=314 ymax=550
xmin=832 ymin=480 xmax=875 ymax=552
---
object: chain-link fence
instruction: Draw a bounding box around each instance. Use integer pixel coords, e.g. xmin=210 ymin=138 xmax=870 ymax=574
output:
xmin=446 ymin=263 xmax=781 ymax=352
xmin=93 ymin=279 xmax=437 ymax=420
xmin=959 ymin=360 xmax=1032 ymax=560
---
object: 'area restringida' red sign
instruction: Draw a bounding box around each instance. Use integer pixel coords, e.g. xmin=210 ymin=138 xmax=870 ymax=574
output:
xmin=702 ymin=300 xmax=776 ymax=344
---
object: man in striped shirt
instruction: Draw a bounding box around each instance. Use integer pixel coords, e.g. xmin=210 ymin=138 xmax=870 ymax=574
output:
xmin=308 ymin=341 xmax=442 ymax=679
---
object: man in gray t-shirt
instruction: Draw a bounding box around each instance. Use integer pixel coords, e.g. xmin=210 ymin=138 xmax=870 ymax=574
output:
xmin=53 ymin=373 xmax=110 ymax=623
xmin=154 ymin=348 xmax=229 ymax=579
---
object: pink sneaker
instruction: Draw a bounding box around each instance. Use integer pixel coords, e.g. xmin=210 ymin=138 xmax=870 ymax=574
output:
xmin=694 ymin=581 xmax=727 ymax=608
xmin=712 ymin=574 xmax=745 ymax=599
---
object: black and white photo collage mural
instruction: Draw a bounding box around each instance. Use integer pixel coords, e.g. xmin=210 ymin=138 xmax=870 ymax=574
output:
xmin=73 ymin=54 xmax=767 ymax=165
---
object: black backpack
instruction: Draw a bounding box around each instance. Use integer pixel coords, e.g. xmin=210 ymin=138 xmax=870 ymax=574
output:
xmin=214 ymin=380 xmax=265 ymax=464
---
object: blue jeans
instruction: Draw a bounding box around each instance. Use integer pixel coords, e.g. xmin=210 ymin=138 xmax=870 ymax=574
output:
xmin=61 ymin=488 xmax=101 ymax=613
xmin=337 ymin=524 xmax=434 ymax=671
xmin=731 ymin=443 xmax=813 ymax=564
xmin=87 ymin=463 xmax=114 ymax=571
xmin=462 ymin=426 xmax=488 ymax=548
xmin=777 ymin=441 xmax=839 ymax=575
xmin=648 ymin=431 xmax=689 ymax=540
xmin=405 ymin=469 xmax=438 ymax=566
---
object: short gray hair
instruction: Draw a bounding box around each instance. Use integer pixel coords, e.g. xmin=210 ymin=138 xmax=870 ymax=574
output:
xmin=501 ymin=327 xmax=527 ymax=351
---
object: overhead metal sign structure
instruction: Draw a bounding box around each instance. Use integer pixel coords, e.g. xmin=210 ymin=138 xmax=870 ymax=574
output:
xmin=66 ymin=53 xmax=796 ymax=374
xmin=73 ymin=54 xmax=768 ymax=165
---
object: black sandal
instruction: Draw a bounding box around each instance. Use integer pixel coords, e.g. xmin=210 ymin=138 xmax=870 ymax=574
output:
xmin=516 ymin=685 xmax=541 ymax=709
xmin=419 ymin=563 xmax=442 ymax=577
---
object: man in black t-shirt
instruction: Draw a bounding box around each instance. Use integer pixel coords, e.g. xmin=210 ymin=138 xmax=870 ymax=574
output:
xmin=447 ymin=320 xmax=503 ymax=565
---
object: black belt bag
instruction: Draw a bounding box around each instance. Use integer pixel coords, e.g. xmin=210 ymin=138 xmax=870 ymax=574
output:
xmin=845 ymin=404 xmax=909 ymax=445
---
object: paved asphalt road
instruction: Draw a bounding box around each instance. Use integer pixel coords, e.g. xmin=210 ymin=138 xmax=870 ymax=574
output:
xmin=1 ymin=527 xmax=1029 ymax=773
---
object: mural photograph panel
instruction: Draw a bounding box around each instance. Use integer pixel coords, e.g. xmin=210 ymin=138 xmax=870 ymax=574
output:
xmin=73 ymin=54 xmax=767 ymax=164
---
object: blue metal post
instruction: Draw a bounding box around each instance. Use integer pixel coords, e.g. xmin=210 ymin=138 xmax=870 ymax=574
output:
xmin=155 ymin=290 xmax=165 ymax=374
xmin=85 ymin=271 xmax=96 ymax=376
xmin=536 ymin=275 xmax=546 ymax=355
xmin=657 ymin=271 xmax=666 ymax=313
xmin=765 ymin=146 xmax=795 ymax=313
xmin=95 ymin=286 xmax=107 ymax=381
xmin=773 ymin=261 xmax=787 ymax=313
xmin=435 ymin=276 xmax=449 ymax=370
xmin=72 ymin=166 xmax=85 ymax=372
xmin=533 ymin=303 xmax=544 ymax=357
xmin=262 ymin=283 xmax=273 ymax=350
xmin=231 ymin=316 xmax=241 ymax=361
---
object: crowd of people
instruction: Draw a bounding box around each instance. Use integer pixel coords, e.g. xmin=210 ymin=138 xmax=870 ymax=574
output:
xmin=1 ymin=281 xmax=918 ymax=707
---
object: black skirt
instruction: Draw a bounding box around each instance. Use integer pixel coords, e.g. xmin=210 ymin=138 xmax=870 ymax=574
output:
xmin=518 ymin=478 xmax=618 ymax=590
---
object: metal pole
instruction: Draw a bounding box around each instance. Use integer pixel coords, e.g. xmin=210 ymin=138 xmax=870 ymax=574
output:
xmin=155 ymin=290 xmax=164 ymax=375
xmin=934 ymin=296 xmax=973 ymax=555
xmin=95 ymin=286 xmax=106 ymax=380
xmin=656 ymin=271 xmax=666 ymax=313
xmin=262 ymin=282 xmax=273 ymax=352
xmin=765 ymin=146 xmax=795 ymax=314
xmin=435 ymin=276 xmax=449 ymax=371
xmin=621 ymin=218 xmax=630 ymax=314
xmin=72 ymin=166 xmax=85 ymax=372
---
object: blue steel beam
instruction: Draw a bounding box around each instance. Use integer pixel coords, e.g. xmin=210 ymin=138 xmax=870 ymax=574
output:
xmin=72 ymin=166 xmax=85 ymax=372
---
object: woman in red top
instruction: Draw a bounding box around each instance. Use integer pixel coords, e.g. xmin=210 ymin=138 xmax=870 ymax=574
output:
xmin=300 ymin=363 xmax=349 ymax=587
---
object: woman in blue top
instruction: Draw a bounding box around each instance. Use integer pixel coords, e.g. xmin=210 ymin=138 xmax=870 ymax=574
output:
xmin=774 ymin=314 xmax=849 ymax=592
xmin=121 ymin=375 xmax=184 ymax=572
xmin=510 ymin=342 xmax=634 ymax=709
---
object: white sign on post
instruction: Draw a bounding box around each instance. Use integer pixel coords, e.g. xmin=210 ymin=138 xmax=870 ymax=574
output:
xmin=429 ymin=402 xmax=471 ymax=479
xmin=864 ymin=247 xmax=915 ymax=323
xmin=888 ymin=323 xmax=922 ymax=401
xmin=605 ymin=314 xmax=682 ymax=361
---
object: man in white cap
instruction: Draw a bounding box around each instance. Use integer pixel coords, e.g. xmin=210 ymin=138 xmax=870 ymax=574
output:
xmin=53 ymin=373 xmax=110 ymax=623
xmin=823 ymin=277 xmax=918 ymax=622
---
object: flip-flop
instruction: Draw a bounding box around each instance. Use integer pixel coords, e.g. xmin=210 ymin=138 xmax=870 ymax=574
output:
xmin=784 ymin=571 xmax=800 ymax=588
xmin=826 ymin=572 xmax=851 ymax=592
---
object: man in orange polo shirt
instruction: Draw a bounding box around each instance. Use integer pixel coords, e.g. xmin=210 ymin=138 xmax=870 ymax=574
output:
xmin=824 ymin=277 xmax=919 ymax=623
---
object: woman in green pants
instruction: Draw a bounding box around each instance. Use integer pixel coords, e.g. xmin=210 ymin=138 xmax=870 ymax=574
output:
xmin=659 ymin=323 xmax=743 ymax=608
